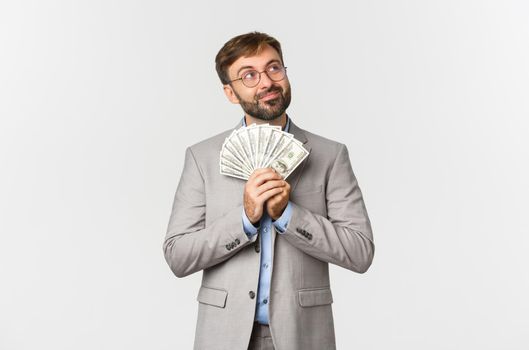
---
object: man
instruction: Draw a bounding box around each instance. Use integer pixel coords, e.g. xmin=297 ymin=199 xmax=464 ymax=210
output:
xmin=163 ymin=32 xmax=374 ymax=350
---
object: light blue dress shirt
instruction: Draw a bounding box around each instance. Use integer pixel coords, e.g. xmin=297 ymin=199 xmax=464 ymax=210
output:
xmin=241 ymin=115 xmax=293 ymax=325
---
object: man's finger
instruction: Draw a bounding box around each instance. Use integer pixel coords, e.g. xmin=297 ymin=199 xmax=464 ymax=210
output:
xmin=249 ymin=167 xmax=278 ymax=180
xmin=251 ymin=170 xmax=282 ymax=187
xmin=248 ymin=168 xmax=273 ymax=179
xmin=257 ymin=186 xmax=284 ymax=202
xmin=255 ymin=180 xmax=285 ymax=196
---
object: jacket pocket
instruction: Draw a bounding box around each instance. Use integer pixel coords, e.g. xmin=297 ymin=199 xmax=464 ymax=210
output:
xmin=298 ymin=287 xmax=333 ymax=307
xmin=197 ymin=286 xmax=228 ymax=308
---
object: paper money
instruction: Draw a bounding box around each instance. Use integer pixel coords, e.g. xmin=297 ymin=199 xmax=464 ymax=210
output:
xmin=219 ymin=123 xmax=309 ymax=180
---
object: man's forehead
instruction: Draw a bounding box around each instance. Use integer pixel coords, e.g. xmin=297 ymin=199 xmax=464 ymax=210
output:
xmin=229 ymin=45 xmax=281 ymax=73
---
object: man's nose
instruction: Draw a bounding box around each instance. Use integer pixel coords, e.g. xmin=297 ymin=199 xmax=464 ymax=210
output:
xmin=257 ymin=71 xmax=274 ymax=90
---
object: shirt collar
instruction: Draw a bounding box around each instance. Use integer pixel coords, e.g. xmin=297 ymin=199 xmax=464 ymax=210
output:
xmin=241 ymin=115 xmax=291 ymax=133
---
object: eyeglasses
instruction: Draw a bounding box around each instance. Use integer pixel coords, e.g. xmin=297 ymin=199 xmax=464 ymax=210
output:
xmin=229 ymin=63 xmax=288 ymax=88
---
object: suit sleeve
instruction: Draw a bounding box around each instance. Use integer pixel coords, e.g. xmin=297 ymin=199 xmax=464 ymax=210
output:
xmin=163 ymin=147 xmax=258 ymax=278
xmin=281 ymin=144 xmax=375 ymax=273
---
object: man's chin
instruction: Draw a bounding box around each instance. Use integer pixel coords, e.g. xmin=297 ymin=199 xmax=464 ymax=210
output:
xmin=252 ymin=114 xmax=282 ymax=122
xmin=258 ymin=99 xmax=279 ymax=110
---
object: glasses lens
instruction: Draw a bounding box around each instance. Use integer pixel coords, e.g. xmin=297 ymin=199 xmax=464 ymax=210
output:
xmin=267 ymin=65 xmax=286 ymax=81
xmin=242 ymin=70 xmax=259 ymax=87
xmin=239 ymin=66 xmax=287 ymax=87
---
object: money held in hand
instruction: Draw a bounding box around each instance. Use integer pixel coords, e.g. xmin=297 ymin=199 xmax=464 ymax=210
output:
xmin=220 ymin=123 xmax=309 ymax=180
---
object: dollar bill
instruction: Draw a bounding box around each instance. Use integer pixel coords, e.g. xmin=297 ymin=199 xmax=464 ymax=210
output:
xmin=219 ymin=123 xmax=308 ymax=181
xmin=268 ymin=139 xmax=309 ymax=179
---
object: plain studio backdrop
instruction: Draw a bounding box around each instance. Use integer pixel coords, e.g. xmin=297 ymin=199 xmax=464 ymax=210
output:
xmin=1 ymin=1 xmax=528 ymax=349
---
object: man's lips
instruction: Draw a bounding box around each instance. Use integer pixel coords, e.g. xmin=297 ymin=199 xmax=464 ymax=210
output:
xmin=259 ymin=91 xmax=281 ymax=101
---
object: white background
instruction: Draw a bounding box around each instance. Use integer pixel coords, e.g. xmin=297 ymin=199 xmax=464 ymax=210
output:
xmin=1 ymin=1 xmax=528 ymax=349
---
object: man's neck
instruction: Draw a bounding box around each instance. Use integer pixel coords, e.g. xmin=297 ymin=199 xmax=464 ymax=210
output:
xmin=244 ymin=113 xmax=287 ymax=129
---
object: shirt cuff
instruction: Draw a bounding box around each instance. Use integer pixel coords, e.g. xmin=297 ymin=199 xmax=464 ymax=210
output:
xmin=242 ymin=208 xmax=259 ymax=237
xmin=272 ymin=201 xmax=292 ymax=234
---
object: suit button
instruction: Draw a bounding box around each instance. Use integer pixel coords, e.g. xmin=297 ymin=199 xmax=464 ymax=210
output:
xmin=249 ymin=291 xmax=255 ymax=299
xmin=225 ymin=244 xmax=231 ymax=250
xmin=235 ymin=238 xmax=240 ymax=245
xmin=307 ymin=233 xmax=313 ymax=240
xmin=263 ymin=298 xmax=268 ymax=304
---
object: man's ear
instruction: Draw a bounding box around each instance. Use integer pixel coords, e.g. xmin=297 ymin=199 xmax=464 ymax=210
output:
xmin=223 ymin=85 xmax=240 ymax=104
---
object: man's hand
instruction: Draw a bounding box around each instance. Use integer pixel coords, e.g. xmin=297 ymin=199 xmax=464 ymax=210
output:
xmin=266 ymin=179 xmax=290 ymax=220
xmin=244 ymin=168 xmax=286 ymax=224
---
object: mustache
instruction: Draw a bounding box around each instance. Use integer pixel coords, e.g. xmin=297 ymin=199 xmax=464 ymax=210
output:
xmin=255 ymin=86 xmax=283 ymax=101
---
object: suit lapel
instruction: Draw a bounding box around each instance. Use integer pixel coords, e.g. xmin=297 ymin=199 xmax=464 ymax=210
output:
xmin=272 ymin=119 xmax=312 ymax=258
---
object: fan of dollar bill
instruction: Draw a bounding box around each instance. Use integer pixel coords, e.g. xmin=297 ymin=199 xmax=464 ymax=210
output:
xmin=220 ymin=123 xmax=309 ymax=181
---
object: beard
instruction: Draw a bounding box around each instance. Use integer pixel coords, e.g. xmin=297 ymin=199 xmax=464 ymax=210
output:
xmin=234 ymin=84 xmax=292 ymax=121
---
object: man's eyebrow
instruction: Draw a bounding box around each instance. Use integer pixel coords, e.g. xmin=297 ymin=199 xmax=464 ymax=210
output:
xmin=236 ymin=59 xmax=281 ymax=77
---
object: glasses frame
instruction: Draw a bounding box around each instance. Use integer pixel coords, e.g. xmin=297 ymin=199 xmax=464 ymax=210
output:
xmin=228 ymin=65 xmax=288 ymax=88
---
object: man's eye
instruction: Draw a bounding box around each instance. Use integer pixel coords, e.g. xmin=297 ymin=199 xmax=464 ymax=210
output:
xmin=242 ymin=71 xmax=257 ymax=80
xmin=268 ymin=64 xmax=281 ymax=72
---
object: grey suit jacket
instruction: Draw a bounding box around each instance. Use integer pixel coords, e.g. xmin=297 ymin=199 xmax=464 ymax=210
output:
xmin=163 ymin=119 xmax=374 ymax=350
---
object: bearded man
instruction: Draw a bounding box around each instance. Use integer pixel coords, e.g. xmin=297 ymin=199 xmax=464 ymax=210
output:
xmin=163 ymin=31 xmax=374 ymax=350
